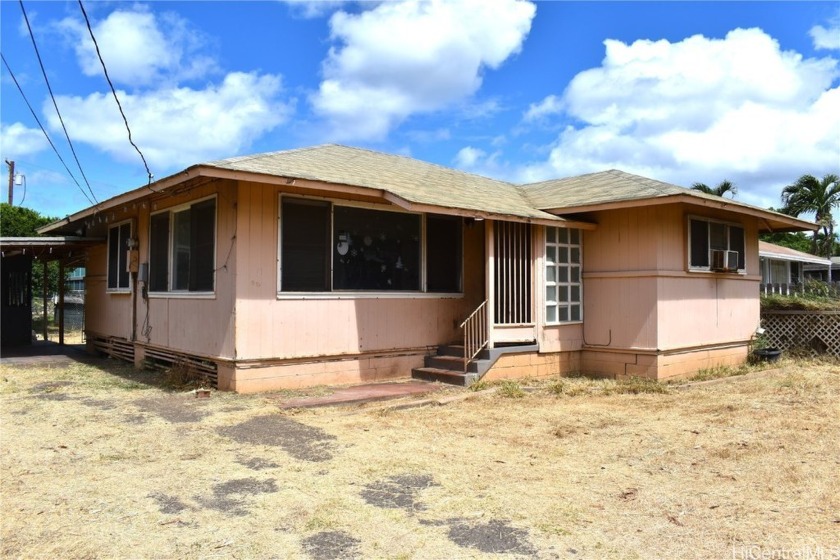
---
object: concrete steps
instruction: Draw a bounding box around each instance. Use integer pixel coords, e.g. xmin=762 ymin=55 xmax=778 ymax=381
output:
xmin=411 ymin=342 xmax=539 ymax=387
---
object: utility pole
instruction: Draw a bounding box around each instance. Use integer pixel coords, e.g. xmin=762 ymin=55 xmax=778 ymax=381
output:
xmin=5 ymin=160 xmax=14 ymax=205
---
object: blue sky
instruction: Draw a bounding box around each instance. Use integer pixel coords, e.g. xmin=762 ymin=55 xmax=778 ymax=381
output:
xmin=1 ymin=1 xmax=838 ymax=221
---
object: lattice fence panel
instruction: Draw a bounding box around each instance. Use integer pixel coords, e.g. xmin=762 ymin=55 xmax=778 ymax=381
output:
xmin=760 ymin=311 xmax=840 ymax=356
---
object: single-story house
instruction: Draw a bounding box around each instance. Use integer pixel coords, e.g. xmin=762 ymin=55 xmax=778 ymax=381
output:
xmin=759 ymin=241 xmax=831 ymax=288
xmin=38 ymin=145 xmax=815 ymax=392
xmin=804 ymin=256 xmax=839 ymax=283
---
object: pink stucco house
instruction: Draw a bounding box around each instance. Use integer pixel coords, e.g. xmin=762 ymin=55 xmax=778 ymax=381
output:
xmin=40 ymin=145 xmax=815 ymax=392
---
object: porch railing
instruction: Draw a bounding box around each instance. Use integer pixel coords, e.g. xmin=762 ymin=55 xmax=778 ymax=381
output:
xmin=459 ymin=300 xmax=488 ymax=373
xmin=761 ymin=281 xmax=840 ymax=298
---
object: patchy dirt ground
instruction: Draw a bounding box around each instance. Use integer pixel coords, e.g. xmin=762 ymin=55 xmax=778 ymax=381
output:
xmin=1 ymin=356 xmax=838 ymax=559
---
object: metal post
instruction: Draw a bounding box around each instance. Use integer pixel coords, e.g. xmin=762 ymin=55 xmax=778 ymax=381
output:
xmin=42 ymin=260 xmax=48 ymax=342
xmin=59 ymin=260 xmax=65 ymax=345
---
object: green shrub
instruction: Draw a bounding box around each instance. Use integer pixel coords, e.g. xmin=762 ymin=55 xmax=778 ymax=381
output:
xmin=497 ymin=380 xmax=525 ymax=398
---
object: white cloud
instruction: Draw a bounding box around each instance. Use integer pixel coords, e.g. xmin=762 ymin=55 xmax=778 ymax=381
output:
xmin=57 ymin=6 xmax=217 ymax=87
xmin=523 ymin=94 xmax=562 ymax=122
xmin=519 ymin=28 xmax=840 ymax=207
xmin=0 ymin=122 xmax=49 ymax=159
xmin=810 ymin=24 xmax=840 ymax=50
xmin=454 ymin=146 xmax=486 ymax=168
xmin=282 ymin=0 xmax=348 ymax=19
xmin=47 ymin=72 xmax=293 ymax=171
xmin=312 ymin=0 xmax=536 ymax=141
xmin=810 ymin=12 xmax=840 ymax=51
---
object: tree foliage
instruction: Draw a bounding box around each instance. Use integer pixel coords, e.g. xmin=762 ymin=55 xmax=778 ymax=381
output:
xmin=759 ymin=231 xmax=813 ymax=254
xmin=781 ymin=173 xmax=840 ymax=258
xmin=691 ymin=180 xmax=737 ymax=198
xmin=0 ymin=203 xmax=55 ymax=236
xmin=0 ymin=204 xmax=61 ymax=297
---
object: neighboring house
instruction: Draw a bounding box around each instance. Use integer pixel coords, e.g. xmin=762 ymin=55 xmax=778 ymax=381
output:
xmin=38 ymin=145 xmax=815 ymax=392
xmin=759 ymin=241 xmax=831 ymax=287
xmin=66 ymin=267 xmax=86 ymax=293
xmin=803 ymin=256 xmax=839 ymax=283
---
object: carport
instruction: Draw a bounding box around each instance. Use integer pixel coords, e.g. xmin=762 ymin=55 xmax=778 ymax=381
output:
xmin=0 ymin=237 xmax=100 ymax=349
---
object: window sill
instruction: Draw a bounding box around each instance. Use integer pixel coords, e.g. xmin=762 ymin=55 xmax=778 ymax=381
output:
xmin=276 ymin=291 xmax=464 ymax=300
xmin=148 ymin=292 xmax=216 ymax=300
xmin=544 ymin=321 xmax=583 ymax=327
xmin=687 ymin=268 xmax=747 ymax=275
xmin=106 ymin=289 xmax=131 ymax=295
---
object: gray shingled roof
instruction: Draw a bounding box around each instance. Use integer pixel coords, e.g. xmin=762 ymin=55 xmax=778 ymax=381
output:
xmin=518 ymin=169 xmax=812 ymax=231
xmin=519 ymin=169 xmax=729 ymax=209
xmin=205 ymin=144 xmax=562 ymax=222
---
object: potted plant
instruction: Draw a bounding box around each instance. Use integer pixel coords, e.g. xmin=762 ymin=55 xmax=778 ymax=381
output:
xmin=751 ymin=328 xmax=782 ymax=362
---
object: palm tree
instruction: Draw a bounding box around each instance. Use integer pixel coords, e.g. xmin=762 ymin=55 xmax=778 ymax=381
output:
xmin=691 ymin=180 xmax=737 ymax=198
xmin=781 ymin=173 xmax=840 ymax=258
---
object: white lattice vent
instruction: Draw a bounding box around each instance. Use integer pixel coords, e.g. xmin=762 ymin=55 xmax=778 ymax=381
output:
xmin=761 ymin=311 xmax=840 ymax=357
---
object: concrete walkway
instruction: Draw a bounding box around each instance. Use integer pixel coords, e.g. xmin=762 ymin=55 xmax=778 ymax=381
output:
xmin=0 ymin=341 xmax=91 ymax=366
xmin=277 ymin=380 xmax=445 ymax=409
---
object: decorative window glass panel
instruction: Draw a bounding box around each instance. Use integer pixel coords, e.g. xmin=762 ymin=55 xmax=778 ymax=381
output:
xmin=545 ymin=227 xmax=583 ymax=324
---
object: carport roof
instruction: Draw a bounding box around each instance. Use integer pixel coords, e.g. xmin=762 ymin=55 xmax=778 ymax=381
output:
xmin=0 ymin=237 xmax=101 ymax=265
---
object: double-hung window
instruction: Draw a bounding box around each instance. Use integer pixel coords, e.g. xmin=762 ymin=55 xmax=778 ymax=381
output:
xmin=688 ymin=217 xmax=745 ymax=272
xmin=545 ymin=227 xmax=582 ymax=323
xmin=107 ymin=221 xmax=131 ymax=291
xmin=279 ymin=197 xmax=462 ymax=293
xmin=149 ymin=197 xmax=216 ymax=293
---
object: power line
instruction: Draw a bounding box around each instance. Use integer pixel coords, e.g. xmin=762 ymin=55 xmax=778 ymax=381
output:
xmin=0 ymin=52 xmax=94 ymax=206
xmin=78 ymin=0 xmax=154 ymax=189
xmin=19 ymin=0 xmax=99 ymax=205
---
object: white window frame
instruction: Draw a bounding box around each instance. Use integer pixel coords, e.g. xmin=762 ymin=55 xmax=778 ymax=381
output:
xmin=148 ymin=195 xmax=217 ymax=295
xmin=106 ymin=220 xmax=132 ymax=294
xmin=687 ymin=215 xmax=746 ymax=273
xmin=276 ymin=194 xmax=464 ymax=298
xmin=544 ymin=226 xmax=582 ymax=325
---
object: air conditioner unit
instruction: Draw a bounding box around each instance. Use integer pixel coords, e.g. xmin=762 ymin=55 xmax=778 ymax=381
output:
xmin=711 ymin=249 xmax=739 ymax=272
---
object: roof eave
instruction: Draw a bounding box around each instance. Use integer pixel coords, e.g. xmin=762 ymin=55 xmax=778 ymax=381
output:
xmin=38 ymin=164 xmax=209 ymax=234
xmin=382 ymin=192 xmax=596 ymax=229
xmin=759 ymin=252 xmax=831 ymax=265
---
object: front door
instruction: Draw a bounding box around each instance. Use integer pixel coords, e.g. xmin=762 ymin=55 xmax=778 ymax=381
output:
xmin=493 ymin=221 xmax=533 ymax=327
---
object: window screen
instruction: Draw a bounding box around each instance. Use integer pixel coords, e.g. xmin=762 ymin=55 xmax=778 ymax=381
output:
xmin=281 ymin=198 xmax=330 ymax=292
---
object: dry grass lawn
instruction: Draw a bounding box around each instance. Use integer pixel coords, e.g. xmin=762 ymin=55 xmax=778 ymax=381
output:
xmin=1 ymin=356 xmax=838 ymax=559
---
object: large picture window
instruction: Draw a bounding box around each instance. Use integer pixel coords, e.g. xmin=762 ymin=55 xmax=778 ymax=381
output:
xmin=545 ymin=227 xmax=582 ymax=323
xmin=107 ymin=221 xmax=131 ymax=291
xmin=688 ymin=217 xmax=745 ymax=272
xmin=149 ymin=197 xmax=216 ymax=292
xmin=279 ymin=197 xmax=462 ymax=294
xmin=333 ymin=206 xmax=421 ymax=291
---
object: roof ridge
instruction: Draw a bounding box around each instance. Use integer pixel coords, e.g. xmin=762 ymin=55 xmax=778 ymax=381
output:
xmin=205 ymin=144 xmax=337 ymax=166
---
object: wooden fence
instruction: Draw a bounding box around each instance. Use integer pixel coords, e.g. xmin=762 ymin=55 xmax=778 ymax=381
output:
xmin=760 ymin=310 xmax=840 ymax=357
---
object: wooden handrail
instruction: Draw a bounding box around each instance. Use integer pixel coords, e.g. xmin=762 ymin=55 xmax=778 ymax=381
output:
xmin=459 ymin=300 xmax=488 ymax=373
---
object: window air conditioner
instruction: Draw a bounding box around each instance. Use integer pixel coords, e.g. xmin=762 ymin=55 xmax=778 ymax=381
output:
xmin=711 ymin=249 xmax=739 ymax=272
